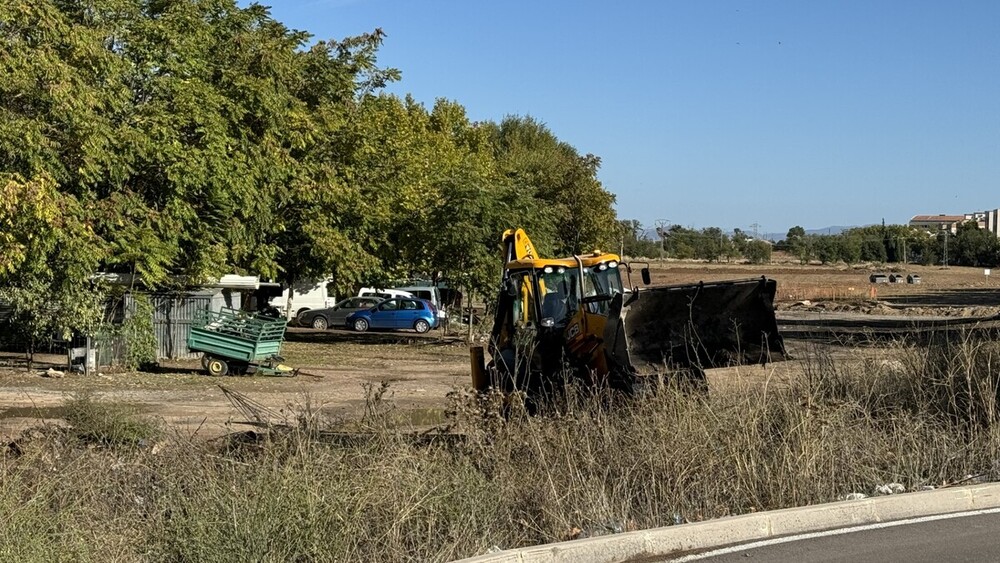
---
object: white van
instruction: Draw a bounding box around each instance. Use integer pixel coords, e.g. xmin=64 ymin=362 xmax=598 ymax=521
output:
xmin=269 ymin=278 xmax=337 ymax=319
xmin=392 ymin=285 xmax=446 ymax=320
xmin=357 ymin=287 xmax=415 ymax=300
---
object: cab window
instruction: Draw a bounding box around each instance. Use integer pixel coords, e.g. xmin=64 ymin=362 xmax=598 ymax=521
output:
xmin=509 ymin=271 xmax=536 ymax=325
xmin=538 ymin=268 xmax=578 ymax=326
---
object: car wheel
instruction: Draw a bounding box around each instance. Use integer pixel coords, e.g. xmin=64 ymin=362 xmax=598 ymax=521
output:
xmin=353 ymin=318 xmax=369 ymax=332
xmin=206 ymin=357 xmax=229 ymax=377
xmin=311 ymin=316 xmax=328 ymax=330
xmin=414 ymin=319 xmax=430 ymax=334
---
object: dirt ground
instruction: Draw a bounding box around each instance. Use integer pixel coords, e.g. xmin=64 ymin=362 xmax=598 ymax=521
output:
xmin=0 ymin=332 xmax=471 ymax=441
xmin=2 ymin=258 xmax=997 ymax=441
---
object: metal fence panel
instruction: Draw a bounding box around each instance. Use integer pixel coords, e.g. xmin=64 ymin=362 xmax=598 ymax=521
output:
xmin=127 ymin=290 xmax=242 ymax=361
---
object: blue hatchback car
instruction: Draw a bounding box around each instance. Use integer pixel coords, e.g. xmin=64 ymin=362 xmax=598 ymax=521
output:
xmin=346 ymin=298 xmax=439 ymax=333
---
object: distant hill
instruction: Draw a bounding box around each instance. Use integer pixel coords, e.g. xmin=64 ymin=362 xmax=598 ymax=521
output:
xmin=805 ymin=226 xmax=854 ymax=236
xmin=635 ymin=225 xmax=858 ymax=241
xmin=761 ymin=226 xmax=857 ymax=241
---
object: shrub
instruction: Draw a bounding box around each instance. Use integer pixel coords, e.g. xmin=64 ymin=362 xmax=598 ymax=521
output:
xmin=62 ymin=396 xmax=161 ymax=446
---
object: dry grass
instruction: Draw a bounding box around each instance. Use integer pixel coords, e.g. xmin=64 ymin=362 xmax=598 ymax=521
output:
xmin=4 ymin=334 xmax=1000 ymax=561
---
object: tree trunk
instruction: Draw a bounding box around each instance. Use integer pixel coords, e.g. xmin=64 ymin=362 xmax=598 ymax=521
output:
xmin=26 ymin=338 xmax=34 ymax=371
xmin=467 ymin=288 xmax=474 ymax=344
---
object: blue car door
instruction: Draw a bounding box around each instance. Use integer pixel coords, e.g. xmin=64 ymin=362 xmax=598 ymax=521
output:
xmin=398 ymin=299 xmax=420 ymax=328
xmin=372 ymin=299 xmax=399 ymax=328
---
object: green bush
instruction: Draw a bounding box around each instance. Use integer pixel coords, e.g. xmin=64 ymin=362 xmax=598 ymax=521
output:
xmin=62 ymin=396 xmax=161 ymax=446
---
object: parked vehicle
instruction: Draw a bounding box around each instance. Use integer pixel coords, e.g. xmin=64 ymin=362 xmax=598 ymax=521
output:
xmin=869 ymin=273 xmax=889 ymax=284
xmin=187 ymin=308 xmax=294 ymax=376
xmin=346 ymin=298 xmax=439 ymax=333
xmin=296 ymin=296 xmax=383 ymax=329
xmin=358 ymin=287 xmax=415 ymax=300
xmin=907 ymin=274 xmax=922 ymax=284
xmin=470 ymin=228 xmax=785 ymax=399
xmin=269 ymin=278 xmax=337 ymax=319
xmin=392 ymin=285 xmax=447 ymax=320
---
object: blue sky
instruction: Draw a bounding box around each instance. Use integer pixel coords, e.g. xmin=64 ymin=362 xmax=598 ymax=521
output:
xmin=259 ymin=0 xmax=1000 ymax=235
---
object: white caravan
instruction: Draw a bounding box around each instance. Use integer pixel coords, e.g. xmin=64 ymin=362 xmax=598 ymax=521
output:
xmin=269 ymin=278 xmax=337 ymax=319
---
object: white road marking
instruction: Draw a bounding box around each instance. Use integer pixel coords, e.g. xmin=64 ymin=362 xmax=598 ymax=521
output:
xmin=672 ymin=507 xmax=1000 ymax=561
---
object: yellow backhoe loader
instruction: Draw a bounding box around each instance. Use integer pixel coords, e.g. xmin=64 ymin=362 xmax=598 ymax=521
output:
xmin=470 ymin=228 xmax=785 ymax=398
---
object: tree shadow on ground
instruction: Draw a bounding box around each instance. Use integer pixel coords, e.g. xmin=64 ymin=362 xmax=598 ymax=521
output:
xmin=880 ymin=289 xmax=1000 ymax=307
xmin=284 ymin=328 xmax=465 ymax=347
xmin=0 ymin=351 xmax=69 ymax=371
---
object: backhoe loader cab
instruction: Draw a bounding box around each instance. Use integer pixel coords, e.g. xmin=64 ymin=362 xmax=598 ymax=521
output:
xmin=504 ymin=256 xmax=627 ymax=327
xmin=484 ymin=251 xmax=632 ymax=394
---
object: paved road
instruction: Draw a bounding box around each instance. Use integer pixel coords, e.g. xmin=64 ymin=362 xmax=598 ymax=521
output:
xmin=671 ymin=509 xmax=1000 ymax=563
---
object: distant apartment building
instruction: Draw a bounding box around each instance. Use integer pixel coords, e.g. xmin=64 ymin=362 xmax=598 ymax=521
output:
xmin=908 ymin=214 xmax=967 ymax=234
xmin=909 ymin=210 xmax=999 ymax=236
xmin=987 ymin=209 xmax=1000 ymax=237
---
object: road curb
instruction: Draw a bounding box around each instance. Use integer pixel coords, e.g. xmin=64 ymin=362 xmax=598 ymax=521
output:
xmin=454 ymin=482 xmax=1000 ymax=563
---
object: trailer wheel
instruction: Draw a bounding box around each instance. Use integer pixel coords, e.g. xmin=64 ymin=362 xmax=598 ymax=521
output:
xmin=207 ymin=358 xmax=229 ymax=377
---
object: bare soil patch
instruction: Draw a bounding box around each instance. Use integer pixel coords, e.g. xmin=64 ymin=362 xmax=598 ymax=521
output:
xmin=0 ymin=333 xmax=470 ymax=441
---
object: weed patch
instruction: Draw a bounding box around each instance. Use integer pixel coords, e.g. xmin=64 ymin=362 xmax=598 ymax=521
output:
xmin=3 ymin=336 xmax=1000 ymax=560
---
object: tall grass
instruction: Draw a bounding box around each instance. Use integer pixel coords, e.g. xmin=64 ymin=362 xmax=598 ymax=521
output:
xmin=4 ymin=334 xmax=1000 ymax=561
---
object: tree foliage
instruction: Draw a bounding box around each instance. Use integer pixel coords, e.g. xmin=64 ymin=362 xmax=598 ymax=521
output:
xmin=952 ymin=221 xmax=999 ymax=267
xmin=0 ymin=0 xmax=620 ymax=352
xmin=619 ymin=220 xmax=661 ymax=258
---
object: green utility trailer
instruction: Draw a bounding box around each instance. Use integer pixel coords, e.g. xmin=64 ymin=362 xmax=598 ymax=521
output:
xmin=187 ymin=308 xmax=295 ymax=376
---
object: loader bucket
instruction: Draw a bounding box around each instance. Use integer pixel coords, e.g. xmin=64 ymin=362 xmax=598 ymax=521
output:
xmin=605 ymin=277 xmax=785 ymax=376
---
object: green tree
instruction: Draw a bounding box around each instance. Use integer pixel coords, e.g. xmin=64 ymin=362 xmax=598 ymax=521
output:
xmin=731 ymin=229 xmax=750 ymax=255
xmin=489 ymin=116 xmax=617 ymax=255
xmin=812 ymin=235 xmax=838 ymax=265
xmin=838 ymin=234 xmax=863 ymax=265
xmin=620 ymin=220 xmax=660 ymax=258
xmin=953 ymin=221 xmax=999 ymax=267
xmin=786 ymin=226 xmax=806 ymax=239
xmin=785 ymin=226 xmax=811 ymax=264
xmin=664 ymin=225 xmax=696 ymax=260
xmin=744 ymin=240 xmax=772 ymax=264
xmin=910 ymin=233 xmax=939 ymax=266
xmin=860 ymin=237 xmax=888 ymax=263
xmin=698 ymin=227 xmax=729 ymax=262
xmin=0 ymin=175 xmax=105 ymax=364
xmin=0 ymin=0 xmax=625 ymax=346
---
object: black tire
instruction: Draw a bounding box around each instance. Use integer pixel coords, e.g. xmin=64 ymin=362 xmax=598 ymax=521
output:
xmin=311 ymin=316 xmax=328 ymax=330
xmin=414 ymin=319 xmax=431 ymax=334
xmin=353 ymin=318 xmax=369 ymax=332
xmin=206 ymin=357 xmax=229 ymax=377
xmin=201 ymin=354 xmax=210 ymax=370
